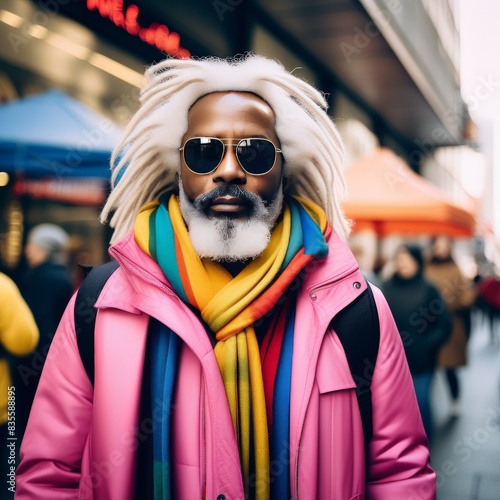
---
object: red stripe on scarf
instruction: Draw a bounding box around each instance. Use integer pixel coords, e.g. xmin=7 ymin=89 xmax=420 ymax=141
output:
xmin=235 ymin=249 xmax=310 ymax=328
xmin=260 ymin=302 xmax=289 ymax=428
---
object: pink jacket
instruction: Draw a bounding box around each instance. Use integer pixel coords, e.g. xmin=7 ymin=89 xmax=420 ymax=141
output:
xmin=16 ymin=230 xmax=435 ymax=499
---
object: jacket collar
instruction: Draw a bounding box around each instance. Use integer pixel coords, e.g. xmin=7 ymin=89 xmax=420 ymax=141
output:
xmin=109 ymin=229 xmax=171 ymax=291
xmin=300 ymin=228 xmax=361 ymax=292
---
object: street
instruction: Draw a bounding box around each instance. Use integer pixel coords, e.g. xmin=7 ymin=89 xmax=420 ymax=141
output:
xmin=431 ymin=317 xmax=500 ymax=500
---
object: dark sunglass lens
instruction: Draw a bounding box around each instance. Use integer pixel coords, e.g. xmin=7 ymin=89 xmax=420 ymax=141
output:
xmin=237 ymin=139 xmax=276 ymax=174
xmin=184 ymin=138 xmax=223 ymax=174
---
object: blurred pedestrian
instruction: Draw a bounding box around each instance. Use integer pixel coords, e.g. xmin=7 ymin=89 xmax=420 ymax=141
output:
xmin=15 ymin=224 xmax=73 ymax=441
xmin=17 ymin=55 xmax=434 ymax=499
xmin=475 ymin=272 xmax=500 ymax=344
xmin=0 ymin=272 xmax=38 ymax=493
xmin=425 ymin=235 xmax=476 ymax=417
xmin=382 ymin=244 xmax=452 ymax=441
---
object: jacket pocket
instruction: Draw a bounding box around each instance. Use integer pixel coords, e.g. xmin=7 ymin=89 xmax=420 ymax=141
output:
xmin=314 ymin=332 xmax=364 ymax=500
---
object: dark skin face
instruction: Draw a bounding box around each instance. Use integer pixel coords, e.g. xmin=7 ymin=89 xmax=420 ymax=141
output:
xmin=180 ymin=91 xmax=283 ymax=219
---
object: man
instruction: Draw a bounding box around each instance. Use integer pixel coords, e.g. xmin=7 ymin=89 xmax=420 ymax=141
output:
xmin=17 ymin=55 xmax=435 ymax=499
xmin=16 ymin=224 xmax=73 ymax=442
xmin=20 ymin=224 xmax=73 ymax=348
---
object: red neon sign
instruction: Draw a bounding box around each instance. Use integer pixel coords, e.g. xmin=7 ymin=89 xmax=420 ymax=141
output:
xmin=86 ymin=0 xmax=191 ymax=59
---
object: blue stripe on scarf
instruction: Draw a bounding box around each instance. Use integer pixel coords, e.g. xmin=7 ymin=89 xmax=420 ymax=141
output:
xmin=150 ymin=319 xmax=180 ymax=500
xmin=280 ymin=197 xmax=327 ymax=275
xmin=271 ymin=307 xmax=295 ymax=499
xmin=297 ymin=202 xmax=329 ymax=257
xmin=154 ymin=195 xmax=188 ymax=303
xmin=281 ymin=199 xmax=304 ymax=270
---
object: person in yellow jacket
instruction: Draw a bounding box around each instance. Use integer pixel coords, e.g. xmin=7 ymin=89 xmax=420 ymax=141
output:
xmin=0 ymin=271 xmax=39 ymax=493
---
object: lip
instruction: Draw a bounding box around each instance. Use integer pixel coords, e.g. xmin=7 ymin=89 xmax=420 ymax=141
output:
xmin=209 ymin=196 xmax=251 ymax=215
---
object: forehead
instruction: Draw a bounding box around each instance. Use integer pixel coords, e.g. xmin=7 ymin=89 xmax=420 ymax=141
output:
xmin=185 ymin=91 xmax=277 ymax=137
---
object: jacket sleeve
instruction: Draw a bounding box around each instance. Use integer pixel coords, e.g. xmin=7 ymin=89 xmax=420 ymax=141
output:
xmin=366 ymin=285 xmax=436 ymax=499
xmin=16 ymin=293 xmax=92 ymax=499
xmin=0 ymin=273 xmax=39 ymax=356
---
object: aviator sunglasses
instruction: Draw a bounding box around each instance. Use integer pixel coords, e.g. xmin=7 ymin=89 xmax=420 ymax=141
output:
xmin=179 ymin=137 xmax=282 ymax=176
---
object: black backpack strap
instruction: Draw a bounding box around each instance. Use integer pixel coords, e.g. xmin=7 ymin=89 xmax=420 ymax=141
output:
xmin=74 ymin=260 xmax=119 ymax=385
xmin=330 ymin=282 xmax=380 ymax=459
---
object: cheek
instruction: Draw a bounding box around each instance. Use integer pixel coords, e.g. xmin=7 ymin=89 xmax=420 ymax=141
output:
xmin=259 ymin=179 xmax=281 ymax=201
xmin=180 ymin=165 xmax=206 ymax=199
xmin=250 ymin=166 xmax=283 ymax=200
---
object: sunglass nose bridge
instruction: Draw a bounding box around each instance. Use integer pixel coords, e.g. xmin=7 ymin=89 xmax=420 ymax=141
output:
xmin=217 ymin=138 xmax=243 ymax=147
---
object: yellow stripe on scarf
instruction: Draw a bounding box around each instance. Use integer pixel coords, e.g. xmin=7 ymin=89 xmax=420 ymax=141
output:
xmin=134 ymin=200 xmax=159 ymax=255
xmin=213 ymin=327 xmax=269 ymax=499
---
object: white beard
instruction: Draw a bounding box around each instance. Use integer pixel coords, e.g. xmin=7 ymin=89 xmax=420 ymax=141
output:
xmin=179 ymin=181 xmax=284 ymax=262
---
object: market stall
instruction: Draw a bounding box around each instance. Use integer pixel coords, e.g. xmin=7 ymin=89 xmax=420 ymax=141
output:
xmin=342 ymin=147 xmax=476 ymax=237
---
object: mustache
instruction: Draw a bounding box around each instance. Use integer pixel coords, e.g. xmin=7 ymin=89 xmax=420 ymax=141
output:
xmin=192 ymin=184 xmax=262 ymax=212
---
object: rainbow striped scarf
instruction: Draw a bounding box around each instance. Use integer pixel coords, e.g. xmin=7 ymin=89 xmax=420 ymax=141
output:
xmin=134 ymin=192 xmax=329 ymax=499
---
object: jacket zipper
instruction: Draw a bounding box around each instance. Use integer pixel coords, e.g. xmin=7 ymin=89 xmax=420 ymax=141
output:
xmin=201 ymin=374 xmax=207 ymax=500
xmin=293 ymin=430 xmax=302 ymax=500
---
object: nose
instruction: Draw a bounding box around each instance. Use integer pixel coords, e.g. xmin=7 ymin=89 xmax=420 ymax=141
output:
xmin=212 ymin=144 xmax=246 ymax=184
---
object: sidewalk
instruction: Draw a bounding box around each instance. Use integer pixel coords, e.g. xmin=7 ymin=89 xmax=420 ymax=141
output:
xmin=430 ymin=319 xmax=500 ymax=500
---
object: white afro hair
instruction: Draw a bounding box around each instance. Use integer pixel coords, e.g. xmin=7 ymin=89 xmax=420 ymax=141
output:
xmin=101 ymin=54 xmax=350 ymax=241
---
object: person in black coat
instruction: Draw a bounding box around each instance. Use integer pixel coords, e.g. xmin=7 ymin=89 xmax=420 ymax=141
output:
xmin=16 ymin=224 xmax=74 ymax=441
xmin=382 ymin=244 xmax=452 ymax=441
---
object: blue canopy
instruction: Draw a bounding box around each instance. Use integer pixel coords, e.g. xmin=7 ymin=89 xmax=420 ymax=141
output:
xmin=0 ymin=90 xmax=123 ymax=179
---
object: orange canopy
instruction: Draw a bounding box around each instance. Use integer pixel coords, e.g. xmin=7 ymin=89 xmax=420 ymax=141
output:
xmin=342 ymin=147 xmax=476 ymax=237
